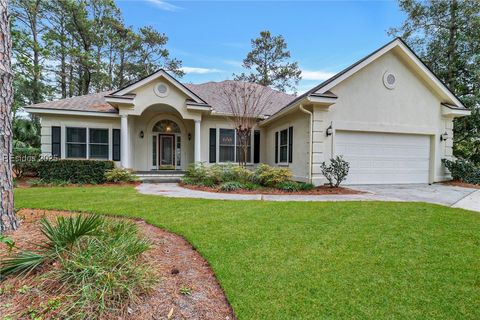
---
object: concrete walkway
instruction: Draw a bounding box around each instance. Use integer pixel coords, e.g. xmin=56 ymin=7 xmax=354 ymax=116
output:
xmin=136 ymin=183 xmax=480 ymax=212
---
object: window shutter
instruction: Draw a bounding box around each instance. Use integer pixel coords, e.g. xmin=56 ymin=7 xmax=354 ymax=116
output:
xmin=288 ymin=126 xmax=293 ymax=163
xmin=51 ymin=126 xmax=61 ymax=157
xmin=112 ymin=129 xmax=121 ymax=161
xmin=253 ymin=130 xmax=260 ymax=163
xmin=209 ymin=128 xmax=217 ymax=163
xmin=275 ymin=131 xmax=278 ymax=164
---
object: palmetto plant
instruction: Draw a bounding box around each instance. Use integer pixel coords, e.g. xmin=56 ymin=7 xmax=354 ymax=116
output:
xmin=0 ymin=215 xmax=103 ymax=277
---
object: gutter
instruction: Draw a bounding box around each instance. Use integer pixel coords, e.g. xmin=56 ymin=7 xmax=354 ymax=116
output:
xmin=299 ymin=104 xmax=313 ymax=184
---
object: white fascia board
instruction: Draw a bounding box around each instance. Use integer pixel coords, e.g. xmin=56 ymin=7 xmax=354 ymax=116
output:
xmin=441 ymin=105 xmax=471 ymax=118
xmin=25 ymin=108 xmax=120 ymax=118
xmin=307 ymin=96 xmax=337 ymax=105
xmin=259 ymin=97 xmax=309 ymax=126
xmin=317 ymin=39 xmax=466 ymax=109
xmin=186 ymin=105 xmax=212 ymax=112
xmin=104 ymin=96 xmax=135 ymax=106
xmin=114 ymin=70 xmax=205 ymax=103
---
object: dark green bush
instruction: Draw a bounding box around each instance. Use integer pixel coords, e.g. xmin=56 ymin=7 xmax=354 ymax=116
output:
xmin=220 ymin=181 xmax=244 ymax=191
xmin=243 ymin=182 xmax=261 ymax=190
xmin=37 ymin=160 xmax=115 ymax=184
xmin=298 ymin=182 xmax=315 ymax=191
xmin=276 ymin=181 xmax=301 ymax=192
xmin=443 ymin=158 xmax=480 ymax=185
xmin=12 ymin=147 xmax=41 ymax=178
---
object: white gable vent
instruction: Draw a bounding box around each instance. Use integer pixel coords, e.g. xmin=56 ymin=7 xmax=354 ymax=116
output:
xmin=154 ymin=83 xmax=169 ymax=97
xmin=383 ymin=71 xmax=396 ymax=90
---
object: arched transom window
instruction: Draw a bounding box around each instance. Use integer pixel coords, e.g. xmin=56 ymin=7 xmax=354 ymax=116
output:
xmin=152 ymin=120 xmax=180 ymax=133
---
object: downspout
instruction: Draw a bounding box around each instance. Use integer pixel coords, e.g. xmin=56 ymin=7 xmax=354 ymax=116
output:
xmin=299 ymin=104 xmax=313 ymax=184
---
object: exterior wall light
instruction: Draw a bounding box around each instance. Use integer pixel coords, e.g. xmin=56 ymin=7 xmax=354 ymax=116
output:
xmin=440 ymin=132 xmax=448 ymax=141
xmin=139 ymin=130 xmax=144 ymax=139
xmin=326 ymin=125 xmax=333 ymax=136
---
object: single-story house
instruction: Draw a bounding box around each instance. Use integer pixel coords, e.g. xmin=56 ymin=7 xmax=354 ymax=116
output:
xmin=25 ymin=38 xmax=470 ymax=185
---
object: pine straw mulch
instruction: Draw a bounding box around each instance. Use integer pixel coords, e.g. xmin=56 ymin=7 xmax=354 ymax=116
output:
xmin=440 ymin=180 xmax=480 ymax=189
xmin=180 ymin=183 xmax=364 ymax=195
xmin=0 ymin=209 xmax=235 ymax=320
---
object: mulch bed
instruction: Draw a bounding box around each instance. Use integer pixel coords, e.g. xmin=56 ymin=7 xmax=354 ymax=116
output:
xmin=440 ymin=180 xmax=480 ymax=189
xmin=180 ymin=183 xmax=363 ymax=195
xmin=0 ymin=209 xmax=235 ymax=320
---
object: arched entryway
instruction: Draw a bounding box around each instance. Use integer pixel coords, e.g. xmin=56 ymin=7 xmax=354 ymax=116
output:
xmin=152 ymin=119 xmax=182 ymax=170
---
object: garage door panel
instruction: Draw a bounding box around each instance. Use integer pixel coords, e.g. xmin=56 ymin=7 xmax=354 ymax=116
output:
xmin=335 ymin=131 xmax=430 ymax=184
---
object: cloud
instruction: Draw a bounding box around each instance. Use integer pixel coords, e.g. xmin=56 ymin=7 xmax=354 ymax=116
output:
xmin=221 ymin=60 xmax=243 ymax=68
xmin=301 ymin=70 xmax=337 ymax=81
xmin=144 ymin=0 xmax=181 ymax=11
xmin=181 ymin=67 xmax=223 ymax=74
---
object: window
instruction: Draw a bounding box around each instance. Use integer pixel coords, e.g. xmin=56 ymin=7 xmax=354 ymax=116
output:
xmin=51 ymin=126 xmax=61 ymax=157
xmin=66 ymin=128 xmax=87 ymax=158
xmin=176 ymin=136 xmax=181 ymax=166
xmin=276 ymin=127 xmax=293 ymax=164
xmin=89 ymin=129 xmax=109 ymax=159
xmin=152 ymin=135 xmax=157 ymax=167
xmin=219 ymin=129 xmax=235 ymax=162
xmin=279 ymin=129 xmax=288 ymax=163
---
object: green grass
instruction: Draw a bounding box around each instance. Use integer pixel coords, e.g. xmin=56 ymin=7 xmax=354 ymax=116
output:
xmin=14 ymin=186 xmax=480 ymax=319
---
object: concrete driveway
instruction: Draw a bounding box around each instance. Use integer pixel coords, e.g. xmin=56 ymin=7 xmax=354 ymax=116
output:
xmin=353 ymin=184 xmax=479 ymax=208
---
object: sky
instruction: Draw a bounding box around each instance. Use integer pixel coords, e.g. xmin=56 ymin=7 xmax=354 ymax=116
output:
xmin=116 ymin=0 xmax=406 ymax=93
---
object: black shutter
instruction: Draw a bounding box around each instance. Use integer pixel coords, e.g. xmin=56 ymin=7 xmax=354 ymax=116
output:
xmin=253 ymin=130 xmax=260 ymax=163
xmin=112 ymin=129 xmax=121 ymax=161
xmin=274 ymin=131 xmax=278 ymax=164
xmin=209 ymin=128 xmax=217 ymax=163
xmin=288 ymin=126 xmax=293 ymax=163
xmin=51 ymin=126 xmax=61 ymax=157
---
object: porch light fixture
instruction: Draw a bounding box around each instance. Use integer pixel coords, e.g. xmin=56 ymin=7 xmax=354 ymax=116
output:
xmin=440 ymin=132 xmax=448 ymax=141
xmin=188 ymin=133 xmax=192 ymax=141
xmin=326 ymin=125 xmax=333 ymax=136
xmin=139 ymin=130 xmax=144 ymax=139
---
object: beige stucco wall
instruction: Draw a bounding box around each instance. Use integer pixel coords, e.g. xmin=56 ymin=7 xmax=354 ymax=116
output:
xmin=39 ymin=114 xmax=121 ymax=163
xmin=310 ymin=50 xmax=453 ymax=184
xmin=262 ymin=111 xmax=310 ymax=182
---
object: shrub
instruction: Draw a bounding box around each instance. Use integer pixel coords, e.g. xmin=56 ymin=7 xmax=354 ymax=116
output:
xmin=12 ymin=147 xmax=41 ymax=178
xmin=298 ymin=182 xmax=315 ymax=191
xmin=104 ymin=168 xmax=139 ymax=183
xmin=253 ymin=164 xmax=292 ymax=187
xmin=321 ymin=156 xmax=350 ymax=187
xmin=37 ymin=160 xmax=114 ymax=184
xmin=276 ymin=181 xmax=301 ymax=192
xmin=184 ymin=163 xmax=211 ymax=184
xmin=220 ymin=181 xmax=244 ymax=192
xmin=443 ymin=158 xmax=480 ymax=184
xmin=243 ymin=182 xmax=261 ymax=190
xmin=1 ymin=215 xmax=155 ymax=319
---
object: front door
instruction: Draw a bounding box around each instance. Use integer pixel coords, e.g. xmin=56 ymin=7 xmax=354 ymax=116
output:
xmin=158 ymin=134 xmax=175 ymax=169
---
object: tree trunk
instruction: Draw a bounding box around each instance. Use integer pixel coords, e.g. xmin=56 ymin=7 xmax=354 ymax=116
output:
xmin=0 ymin=0 xmax=17 ymax=233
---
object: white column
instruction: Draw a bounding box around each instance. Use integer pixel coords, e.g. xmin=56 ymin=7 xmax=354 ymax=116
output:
xmin=121 ymin=115 xmax=130 ymax=168
xmin=194 ymin=119 xmax=201 ymax=163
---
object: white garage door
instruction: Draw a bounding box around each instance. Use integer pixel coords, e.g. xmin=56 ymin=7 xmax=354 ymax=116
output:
xmin=335 ymin=131 xmax=430 ymax=184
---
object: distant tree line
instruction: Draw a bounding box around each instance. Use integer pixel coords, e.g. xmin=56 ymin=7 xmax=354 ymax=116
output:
xmin=11 ymin=0 xmax=184 ymax=117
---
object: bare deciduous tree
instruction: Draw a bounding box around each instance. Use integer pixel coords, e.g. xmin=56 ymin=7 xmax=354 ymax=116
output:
xmin=0 ymin=0 xmax=17 ymax=233
xmin=221 ymin=81 xmax=274 ymax=167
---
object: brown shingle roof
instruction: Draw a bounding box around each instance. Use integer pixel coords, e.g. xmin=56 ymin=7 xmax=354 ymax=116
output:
xmin=26 ymin=90 xmax=117 ymax=113
xmin=26 ymin=81 xmax=296 ymax=116
xmin=185 ymin=81 xmax=296 ymax=116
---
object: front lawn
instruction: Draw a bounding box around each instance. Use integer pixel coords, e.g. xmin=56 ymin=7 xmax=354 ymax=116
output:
xmin=14 ymin=186 xmax=480 ymax=319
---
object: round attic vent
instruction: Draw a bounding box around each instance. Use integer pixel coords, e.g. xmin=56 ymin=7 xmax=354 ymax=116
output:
xmin=154 ymin=83 xmax=169 ymax=97
xmin=383 ymin=71 xmax=396 ymax=90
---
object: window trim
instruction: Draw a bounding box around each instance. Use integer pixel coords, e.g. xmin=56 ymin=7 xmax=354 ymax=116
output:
xmin=65 ymin=126 xmax=115 ymax=161
xmin=216 ymin=128 xmax=255 ymax=164
xmin=88 ymin=128 xmax=109 ymax=160
xmin=276 ymin=127 xmax=291 ymax=165
xmin=66 ymin=127 xmax=87 ymax=159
